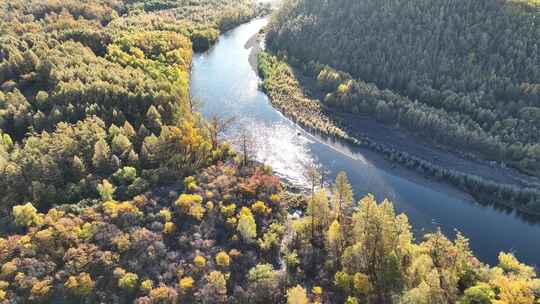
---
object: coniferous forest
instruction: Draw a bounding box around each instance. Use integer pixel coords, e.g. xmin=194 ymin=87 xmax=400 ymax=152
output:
xmin=0 ymin=0 xmax=539 ymax=303
xmin=266 ymin=0 xmax=540 ymax=175
xmin=261 ymin=0 xmax=540 ymax=215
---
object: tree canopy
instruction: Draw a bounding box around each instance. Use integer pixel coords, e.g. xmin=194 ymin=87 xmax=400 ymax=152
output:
xmin=267 ymin=0 xmax=540 ymax=175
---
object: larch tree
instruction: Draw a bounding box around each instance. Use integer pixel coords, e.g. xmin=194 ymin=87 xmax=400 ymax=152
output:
xmin=237 ymin=207 xmax=257 ymax=243
xmin=92 ymin=138 xmax=111 ymax=175
xmin=286 ymin=285 xmax=309 ymax=304
xmin=332 ymin=171 xmax=353 ymax=220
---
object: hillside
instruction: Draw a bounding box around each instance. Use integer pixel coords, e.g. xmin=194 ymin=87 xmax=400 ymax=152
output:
xmin=266 ymin=0 xmax=540 ymax=176
xmin=0 ymin=0 xmax=267 ymax=211
xmin=0 ymin=0 xmax=539 ymax=303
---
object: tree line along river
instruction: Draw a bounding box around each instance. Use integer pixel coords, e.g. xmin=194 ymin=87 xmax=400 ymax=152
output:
xmin=190 ymin=18 xmax=540 ymax=267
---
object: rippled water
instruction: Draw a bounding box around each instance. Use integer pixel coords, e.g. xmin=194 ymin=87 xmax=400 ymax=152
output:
xmin=191 ymin=18 xmax=540 ymax=267
xmin=191 ymin=18 xmax=317 ymax=186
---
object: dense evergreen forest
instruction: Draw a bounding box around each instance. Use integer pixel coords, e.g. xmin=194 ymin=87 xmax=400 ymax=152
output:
xmin=266 ymin=0 xmax=540 ymax=176
xmin=0 ymin=0 xmax=538 ymax=303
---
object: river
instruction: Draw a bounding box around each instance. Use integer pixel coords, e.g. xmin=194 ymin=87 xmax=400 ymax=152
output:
xmin=190 ymin=18 xmax=540 ymax=267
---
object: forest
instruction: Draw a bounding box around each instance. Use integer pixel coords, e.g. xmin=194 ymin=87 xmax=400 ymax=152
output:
xmin=0 ymin=0 xmax=268 ymax=212
xmin=257 ymin=52 xmax=540 ymax=215
xmin=265 ymin=0 xmax=540 ymax=176
xmin=0 ymin=0 xmax=539 ymax=303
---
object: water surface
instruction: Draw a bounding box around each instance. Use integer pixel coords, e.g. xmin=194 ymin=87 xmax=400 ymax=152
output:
xmin=191 ymin=18 xmax=540 ymax=267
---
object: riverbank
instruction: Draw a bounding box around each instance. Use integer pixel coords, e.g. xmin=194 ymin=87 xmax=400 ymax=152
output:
xmin=192 ymin=16 xmax=540 ymax=268
xmin=245 ymin=27 xmax=263 ymax=74
xmin=257 ymin=52 xmax=540 ymax=217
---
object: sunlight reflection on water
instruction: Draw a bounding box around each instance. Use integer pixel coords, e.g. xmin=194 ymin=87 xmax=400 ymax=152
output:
xmin=246 ymin=119 xmax=314 ymax=187
xmin=193 ymin=17 xmax=317 ymax=188
xmin=190 ymin=17 xmax=540 ymax=267
xmin=220 ymin=116 xmax=316 ymax=188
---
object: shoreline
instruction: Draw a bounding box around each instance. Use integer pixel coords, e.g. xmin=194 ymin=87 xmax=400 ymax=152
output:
xmin=192 ymin=19 xmax=540 ymax=268
xmin=259 ymin=89 xmax=477 ymax=204
xmin=291 ymin=67 xmax=540 ymax=190
xmin=243 ymin=28 xmax=473 ymax=204
xmin=245 ymin=21 xmax=265 ymax=74
xmin=256 ymin=51 xmax=540 ymax=218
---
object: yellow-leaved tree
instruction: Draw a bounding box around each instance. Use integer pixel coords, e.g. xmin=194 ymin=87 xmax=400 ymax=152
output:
xmin=287 ymin=285 xmax=309 ymax=304
xmin=237 ymin=207 xmax=257 ymax=243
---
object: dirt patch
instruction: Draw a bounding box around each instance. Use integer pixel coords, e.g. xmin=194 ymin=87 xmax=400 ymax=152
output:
xmin=245 ymin=30 xmax=264 ymax=74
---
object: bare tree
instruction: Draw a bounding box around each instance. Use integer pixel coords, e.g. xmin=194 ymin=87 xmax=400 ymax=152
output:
xmin=208 ymin=114 xmax=236 ymax=150
xmin=235 ymin=126 xmax=256 ymax=168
